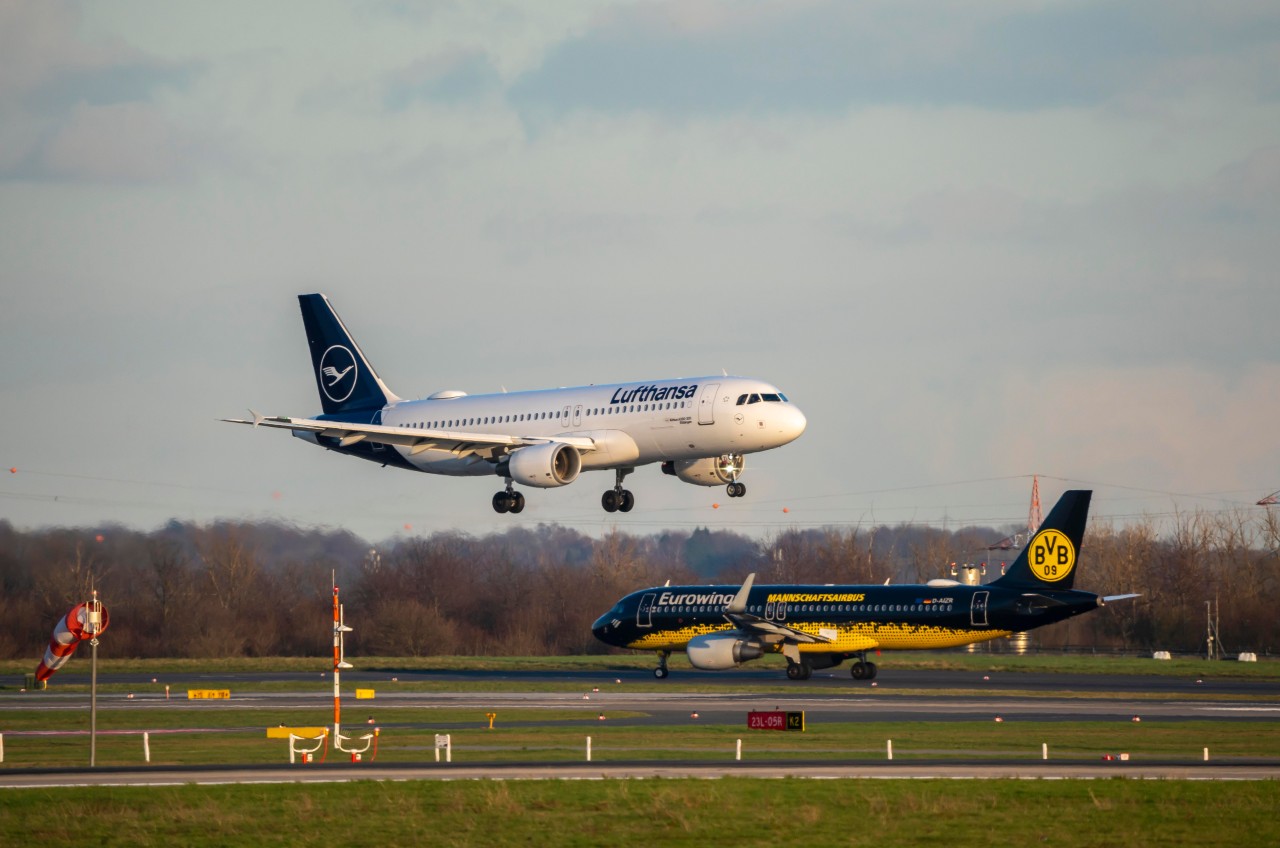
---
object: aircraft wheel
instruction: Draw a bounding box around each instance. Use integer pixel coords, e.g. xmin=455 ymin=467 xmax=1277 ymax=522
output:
xmin=850 ymin=661 xmax=866 ymax=680
xmin=492 ymin=492 xmax=510 ymax=514
xmin=509 ymin=492 xmax=525 ymax=514
xmin=727 ymin=482 xmax=746 ymax=498
xmin=786 ymin=663 xmax=811 ymax=681
xmin=653 ymin=666 xmax=668 ymax=679
xmin=865 ymin=661 xmax=878 ymax=680
xmin=602 ymin=490 xmax=619 ymax=512
xmin=619 ymin=490 xmax=635 ymax=512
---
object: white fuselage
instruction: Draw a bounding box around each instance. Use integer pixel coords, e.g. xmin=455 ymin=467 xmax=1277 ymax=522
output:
xmin=368 ymin=376 xmax=805 ymax=477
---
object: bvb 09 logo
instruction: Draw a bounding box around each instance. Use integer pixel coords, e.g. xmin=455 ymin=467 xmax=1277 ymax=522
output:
xmin=1028 ymin=529 xmax=1075 ymax=582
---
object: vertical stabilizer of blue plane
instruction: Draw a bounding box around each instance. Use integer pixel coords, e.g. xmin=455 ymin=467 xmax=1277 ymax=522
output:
xmin=298 ymin=293 xmax=400 ymax=416
xmin=991 ymin=490 xmax=1092 ymax=591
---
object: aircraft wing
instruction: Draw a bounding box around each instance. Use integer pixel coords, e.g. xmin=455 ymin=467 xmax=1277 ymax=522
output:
xmin=724 ymin=611 xmax=835 ymax=644
xmin=223 ymin=413 xmax=598 ymax=461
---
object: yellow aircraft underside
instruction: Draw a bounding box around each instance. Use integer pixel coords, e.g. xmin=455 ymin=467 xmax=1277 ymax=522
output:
xmin=627 ymin=621 xmax=1013 ymax=653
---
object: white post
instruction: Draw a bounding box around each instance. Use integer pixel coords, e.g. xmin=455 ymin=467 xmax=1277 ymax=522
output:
xmin=1042 ymin=742 xmax=1048 ymax=760
xmin=1204 ymin=747 xmax=1209 ymax=762
xmin=143 ymin=732 xmax=151 ymax=764
xmin=887 ymin=739 xmax=893 ymax=760
xmin=736 ymin=738 xmax=742 ymax=761
xmin=0 ymin=732 xmax=4 ymax=763
xmin=586 ymin=736 xmax=592 ymax=762
xmin=435 ymin=746 xmax=440 ymax=763
xmin=447 ymin=734 xmax=452 ymax=763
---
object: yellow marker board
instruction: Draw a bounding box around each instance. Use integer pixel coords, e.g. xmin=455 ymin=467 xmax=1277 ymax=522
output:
xmin=266 ymin=726 xmax=328 ymax=739
xmin=355 ymin=688 xmax=375 ymax=699
xmin=187 ymin=689 xmax=230 ymax=700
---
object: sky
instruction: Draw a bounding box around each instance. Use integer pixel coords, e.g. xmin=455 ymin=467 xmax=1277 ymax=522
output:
xmin=2 ymin=0 xmax=1279 ymax=544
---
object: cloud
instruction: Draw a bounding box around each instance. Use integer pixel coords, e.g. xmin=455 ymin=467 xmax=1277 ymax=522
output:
xmin=509 ymin=1 xmax=1280 ymax=118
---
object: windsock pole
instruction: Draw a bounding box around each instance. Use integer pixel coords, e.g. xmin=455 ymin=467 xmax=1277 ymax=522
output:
xmin=332 ymin=581 xmax=353 ymax=743
xmin=87 ymin=591 xmax=104 ymax=768
xmin=333 ymin=584 xmax=341 ymax=740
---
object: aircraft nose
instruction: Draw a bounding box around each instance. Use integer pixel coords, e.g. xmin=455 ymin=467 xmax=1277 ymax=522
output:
xmin=779 ymin=404 xmax=807 ymax=444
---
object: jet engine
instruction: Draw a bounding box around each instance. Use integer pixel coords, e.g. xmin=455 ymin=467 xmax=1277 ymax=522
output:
xmin=504 ymin=442 xmax=582 ymax=488
xmin=686 ymin=632 xmax=765 ymax=670
xmin=661 ymin=453 xmax=745 ymax=487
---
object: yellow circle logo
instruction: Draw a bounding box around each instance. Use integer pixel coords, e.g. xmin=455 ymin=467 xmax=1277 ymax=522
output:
xmin=1027 ymin=529 xmax=1075 ymax=582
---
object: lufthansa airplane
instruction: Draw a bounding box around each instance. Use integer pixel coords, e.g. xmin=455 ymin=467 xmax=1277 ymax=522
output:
xmin=225 ymin=294 xmax=806 ymax=513
xmin=593 ymin=490 xmax=1138 ymax=679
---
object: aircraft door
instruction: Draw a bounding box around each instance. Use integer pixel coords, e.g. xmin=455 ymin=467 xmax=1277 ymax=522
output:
xmin=697 ymin=383 xmax=720 ymax=425
xmin=561 ymin=405 xmax=571 ymax=427
xmin=573 ymin=404 xmax=583 ymax=427
xmin=970 ymin=591 xmax=990 ymax=627
xmin=636 ymin=593 xmax=658 ymax=628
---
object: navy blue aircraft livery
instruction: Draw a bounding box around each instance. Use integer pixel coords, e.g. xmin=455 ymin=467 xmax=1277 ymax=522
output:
xmin=594 ymin=491 xmax=1140 ymax=680
xmin=224 ymin=294 xmax=806 ymax=514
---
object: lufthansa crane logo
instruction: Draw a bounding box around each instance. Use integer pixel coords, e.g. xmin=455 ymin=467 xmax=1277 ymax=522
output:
xmin=319 ymin=345 xmax=358 ymax=403
xmin=1027 ymin=528 xmax=1075 ymax=582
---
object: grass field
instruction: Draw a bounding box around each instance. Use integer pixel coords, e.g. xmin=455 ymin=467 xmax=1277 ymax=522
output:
xmin=1 ymin=779 xmax=1278 ymax=847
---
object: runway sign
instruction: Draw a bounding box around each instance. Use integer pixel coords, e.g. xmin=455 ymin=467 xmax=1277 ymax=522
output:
xmin=747 ymin=711 xmax=805 ymax=731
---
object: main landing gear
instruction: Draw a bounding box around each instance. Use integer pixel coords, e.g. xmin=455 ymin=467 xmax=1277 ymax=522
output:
xmin=492 ymin=480 xmax=525 ymax=514
xmin=653 ymin=651 xmax=670 ymax=679
xmin=602 ymin=467 xmax=635 ymax=513
xmin=850 ymin=651 xmax=878 ymax=680
xmin=786 ymin=660 xmax=812 ymax=680
xmin=726 ymin=481 xmax=747 ymax=498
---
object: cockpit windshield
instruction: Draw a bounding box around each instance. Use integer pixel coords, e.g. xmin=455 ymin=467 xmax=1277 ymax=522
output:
xmin=736 ymin=392 xmax=789 ymax=405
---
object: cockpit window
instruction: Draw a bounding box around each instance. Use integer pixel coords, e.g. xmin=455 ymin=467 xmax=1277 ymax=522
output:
xmin=748 ymin=393 xmax=761 ymax=404
xmin=761 ymin=393 xmax=781 ymax=402
xmin=736 ymin=394 xmax=748 ymax=405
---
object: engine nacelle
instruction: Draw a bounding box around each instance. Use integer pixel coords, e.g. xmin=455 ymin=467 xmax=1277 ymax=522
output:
xmin=686 ymin=632 xmax=765 ymax=670
xmin=505 ymin=442 xmax=582 ymax=488
xmin=661 ymin=454 xmax=745 ymax=487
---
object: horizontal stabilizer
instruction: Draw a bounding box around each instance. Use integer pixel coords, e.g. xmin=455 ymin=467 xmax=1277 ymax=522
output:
xmin=1101 ymin=593 xmax=1141 ymax=604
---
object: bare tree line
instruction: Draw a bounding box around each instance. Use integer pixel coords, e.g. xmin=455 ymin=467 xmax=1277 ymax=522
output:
xmin=1 ymin=508 xmax=1277 ymax=661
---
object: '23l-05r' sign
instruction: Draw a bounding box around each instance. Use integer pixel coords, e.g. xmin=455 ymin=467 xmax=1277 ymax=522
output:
xmin=747 ymin=711 xmax=805 ymax=731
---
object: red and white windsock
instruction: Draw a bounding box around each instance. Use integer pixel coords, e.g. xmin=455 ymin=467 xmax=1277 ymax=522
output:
xmin=35 ymin=601 xmax=110 ymax=681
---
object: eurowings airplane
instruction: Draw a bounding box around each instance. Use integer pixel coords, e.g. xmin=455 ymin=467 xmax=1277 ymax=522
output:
xmin=593 ymin=490 xmax=1139 ymax=679
xmin=225 ymin=294 xmax=806 ymax=513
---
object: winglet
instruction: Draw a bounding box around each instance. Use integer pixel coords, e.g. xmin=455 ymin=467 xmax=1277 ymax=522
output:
xmin=249 ymin=409 xmax=265 ymax=428
xmin=727 ymin=573 xmax=755 ymax=614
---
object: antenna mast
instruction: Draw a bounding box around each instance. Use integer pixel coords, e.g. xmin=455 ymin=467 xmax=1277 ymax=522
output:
xmin=1028 ymin=475 xmax=1043 ymax=535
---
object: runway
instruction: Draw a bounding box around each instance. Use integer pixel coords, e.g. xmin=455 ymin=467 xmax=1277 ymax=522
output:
xmin=3 ymin=759 xmax=1278 ymax=789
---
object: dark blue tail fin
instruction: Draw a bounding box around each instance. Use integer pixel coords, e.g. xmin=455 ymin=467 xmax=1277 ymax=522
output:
xmin=991 ymin=490 xmax=1092 ymax=591
xmin=298 ymin=294 xmax=399 ymax=416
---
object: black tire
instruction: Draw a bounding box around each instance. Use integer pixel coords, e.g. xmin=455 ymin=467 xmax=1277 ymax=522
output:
xmin=654 ymin=667 xmax=668 ymax=679
xmin=786 ymin=663 xmax=810 ymax=681
xmin=492 ymin=492 xmax=510 ymax=513
xmin=850 ymin=661 xmax=866 ymax=680
xmin=509 ymin=492 xmax=525 ymax=514
xmin=619 ymin=490 xmax=635 ymax=512
xmin=602 ymin=490 xmax=618 ymax=512
xmin=736 ymin=482 xmax=747 ymax=497
xmin=866 ymin=661 xmax=878 ymax=680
